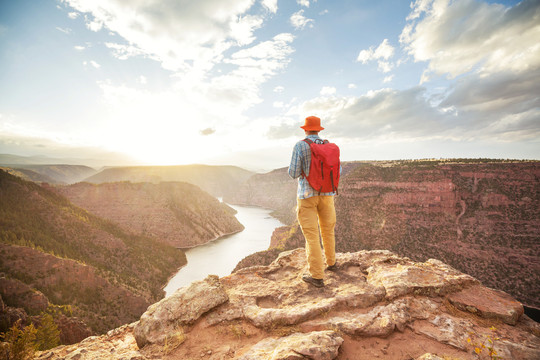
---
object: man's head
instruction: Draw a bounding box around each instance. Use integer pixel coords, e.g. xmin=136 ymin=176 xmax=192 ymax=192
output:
xmin=301 ymin=116 xmax=324 ymax=135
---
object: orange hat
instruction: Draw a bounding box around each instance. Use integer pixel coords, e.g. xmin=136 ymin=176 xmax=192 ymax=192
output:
xmin=300 ymin=116 xmax=324 ymax=131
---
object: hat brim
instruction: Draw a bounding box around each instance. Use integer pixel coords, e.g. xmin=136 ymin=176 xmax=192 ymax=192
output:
xmin=300 ymin=125 xmax=324 ymax=131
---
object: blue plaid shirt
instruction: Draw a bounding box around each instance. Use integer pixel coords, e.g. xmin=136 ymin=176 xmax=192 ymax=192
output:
xmin=288 ymin=134 xmax=336 ymax=199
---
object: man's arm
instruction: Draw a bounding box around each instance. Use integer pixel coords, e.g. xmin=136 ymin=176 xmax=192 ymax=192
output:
xmin=288 ymin=142 xmax=303 ymax=179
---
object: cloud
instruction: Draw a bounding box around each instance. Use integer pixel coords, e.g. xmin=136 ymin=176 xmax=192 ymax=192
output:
xmin=270 ymin=77 xmax=540 ymax=144
xmin=356 ymin=39 xmax=396 ymax=73
xmin=83 ymin=60 xmax=101 ymax=68
xmin=261 ymin=0 xmax=278 ymax=13
xmin=383 ymin=75 xmax=394 ymax=83
xmin=105 ymin=42 xmax=149 ymax=61
xmin=320 ymin=86 xmax=336 ymax=96
xmin=297 ymin=0 xmax=310 ymax=7
xmin=400 ymin=0 xmax=540 ymax=79
xmin=348 ymin=83 xmax=357 ymax=89
xmin=74 ymin=45 xmax=85 ymax=51
xmin=68 ymin=11 xmax=79 ymax=19
xmin=213 ymin=32 xmax=294 ymax=110
xmin=357 ymin=39 xmax=395 ymax=63
xmin=273 ymin=86 xmax=285 ymax=93
xmin=290 ymin=10 xmax=314 ymax=30
xmin=200 ymin=127 xmax=216 ymax=136
xmin=61 ymin=0 xmax=266 ymax=74
xmin=55 ymin=27 xmax=72 ymax=34
xmin=394 ymin=0 xmax=540 ymax=143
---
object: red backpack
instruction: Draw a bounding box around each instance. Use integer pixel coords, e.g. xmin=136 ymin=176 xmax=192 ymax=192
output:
xmin=302 ymin=138 xmax=340 ymax=195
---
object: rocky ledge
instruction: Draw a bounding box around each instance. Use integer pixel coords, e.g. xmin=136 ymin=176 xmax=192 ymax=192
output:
xmin=37 ymin=249 xmax=540 ymax=359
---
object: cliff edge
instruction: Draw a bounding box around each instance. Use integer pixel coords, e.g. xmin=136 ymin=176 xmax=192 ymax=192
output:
xmin=36 ymin=249 xmax=540 ymax=360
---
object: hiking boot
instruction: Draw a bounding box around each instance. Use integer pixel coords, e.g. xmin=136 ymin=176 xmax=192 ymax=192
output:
xmin=302 ymin=274 xmax=324 ymax=288
xmin=326 ymin=262 xmax=338 ymax=272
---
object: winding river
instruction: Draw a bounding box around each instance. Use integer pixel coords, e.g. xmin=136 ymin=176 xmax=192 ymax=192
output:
xmin=164 ymin=204 xmax=284 ymax=297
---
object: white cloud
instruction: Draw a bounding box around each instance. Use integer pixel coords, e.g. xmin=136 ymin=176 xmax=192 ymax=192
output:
xmin=105 ymin=42 xmax=149 ymax=61
xmin=83 ymin=60 xmax=101 ymax=69
xmin=356 ymin=39 xmax=395 ymax=63
xmin=270 ymin=73 xmax=540 ymax=144
xmin=274 ymin=86 xmax=285 ymax=93
xmin=55 ymin=27 xmax=72 ymax=34
xmin=62 ymin=0 xmax=266 ymax=74
xmin=273 ymin=101 xmax=284 ymax=108
xmin=320 ymin=86 xmax=336 ymax=96
xmin=138 ymin=76 xmax=147 ymax=85
xmin=261 ymin=0 xmax=278 ymax=13
xmin=356 ymin=39 xmax=396 ymax=73
xmin=348 ymin=83 xmax=357 ymax=89
xmin=213 ymin=33 xmax=295 ymax=109
xmin=378 ymin=61 xmax=393 ymax=73
xmin=74 ymin=45 xmax=85 ymax=51
xmin=84 ymin=14 xmax=103 ymax=32
xmin=297 ymin=0 xmax=310 ymax=7
xmin=290 ymin=10 xmax=314 ymax=30
xmin=392 ymin=0 xmax=540 ymax=146
xmin=400 ymin=0 xmax=540 ymax=78
xmin=383 ymin=75 xmax=394 ymax=83
xmin=68 ymin=11 xmax=79 ymax=19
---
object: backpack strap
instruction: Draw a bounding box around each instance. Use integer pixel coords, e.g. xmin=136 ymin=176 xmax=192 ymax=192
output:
xmin=303 ymin=138 xmax=329 ymax=145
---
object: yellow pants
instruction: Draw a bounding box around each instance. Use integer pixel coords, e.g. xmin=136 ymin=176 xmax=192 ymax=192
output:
xmin=297 ymin=196 xmax=336 ymax=280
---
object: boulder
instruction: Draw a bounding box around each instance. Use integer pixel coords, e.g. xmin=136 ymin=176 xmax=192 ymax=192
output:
xmin=237 ymin=330 xmax=343 ymax=360
xmin=56 ymin=315 xmax=93 ymax=345
xmin=133 ymin=275 xmax=228 ymax=348
xmin=366 ymin=257 xmax=480 ymax=300
xmin=448 ymin=285 xmax=524 ymax=325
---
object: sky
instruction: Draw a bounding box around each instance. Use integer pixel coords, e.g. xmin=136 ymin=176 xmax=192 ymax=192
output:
xmin=0 ymin=0 xmax=538 ymax=171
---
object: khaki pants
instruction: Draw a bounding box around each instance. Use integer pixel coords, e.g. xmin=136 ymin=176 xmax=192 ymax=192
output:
xmin=297 ymin=196 xmax=336 ymax=279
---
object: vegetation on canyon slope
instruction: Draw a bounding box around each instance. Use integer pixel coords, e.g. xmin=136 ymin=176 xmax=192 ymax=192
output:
xmin=0 ymin=169 xmax=187 ymax=333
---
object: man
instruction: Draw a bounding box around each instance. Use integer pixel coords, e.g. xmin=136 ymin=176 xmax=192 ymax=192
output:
xmin=288 ymin=115 xmax=337 ymax=288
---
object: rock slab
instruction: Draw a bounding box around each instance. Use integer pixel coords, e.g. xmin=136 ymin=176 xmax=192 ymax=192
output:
xmin=237 ymin=330 xmax=343 ymax=360
xmin=134 ymin=275 xmax=228 ymax=348
xmin=448 ymin=285 xmax=524 ymax=325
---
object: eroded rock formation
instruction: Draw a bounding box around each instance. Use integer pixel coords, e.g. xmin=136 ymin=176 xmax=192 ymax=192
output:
xmin=229 ymin=161 xmax=540 ymax=309
xmin=36 ymin=249 xmax=540 ymax=360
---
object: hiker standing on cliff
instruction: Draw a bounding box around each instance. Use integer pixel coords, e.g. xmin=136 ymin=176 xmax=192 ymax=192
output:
xmin=288 ymin=116 xmax=340 ymax=288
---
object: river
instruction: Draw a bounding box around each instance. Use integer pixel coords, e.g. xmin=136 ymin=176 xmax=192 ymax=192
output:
xmin=164 ymin=204 xmax=284 ymax=297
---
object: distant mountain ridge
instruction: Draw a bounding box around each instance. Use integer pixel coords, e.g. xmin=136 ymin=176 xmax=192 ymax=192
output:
xmin=82 ymin=164 xmax=254 ymax=197
xmin=7 ymin=164 xmax=97 ymax=184
xmin=230 ymin=160 xmax=540 ymax=309
xmin=53 ymin=181 xmax=244 ymax=248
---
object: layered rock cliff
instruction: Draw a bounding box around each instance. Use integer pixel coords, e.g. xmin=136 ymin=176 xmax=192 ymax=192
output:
xmin=228 ymin=160 xmax=540 ymax=309
xmin=54 ymin=181 xmax=244 ymax=248
xmin=36 ymin=249 xmax=540 ymax=359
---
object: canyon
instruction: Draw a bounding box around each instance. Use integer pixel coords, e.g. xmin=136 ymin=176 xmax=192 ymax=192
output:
xmin=1 ymin=159 xmax=539 ymax=358
xmin=35 ymin=248 xmax=540 ymax=359
xmin=229 ymin=160 xmax=540 ymax=309
xmin=0 ymin=169 xmax=243 ymax=344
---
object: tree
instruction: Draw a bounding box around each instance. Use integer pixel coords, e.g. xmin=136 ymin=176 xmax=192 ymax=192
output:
xmin=0 ymin=320 xmax=37 ymax=360
xmin=35 ymin=313 xmax=60 ymax=351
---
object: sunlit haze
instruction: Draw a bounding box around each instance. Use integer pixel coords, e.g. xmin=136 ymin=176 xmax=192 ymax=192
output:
xmin=0 ymin=0 xmax=538 ymax=170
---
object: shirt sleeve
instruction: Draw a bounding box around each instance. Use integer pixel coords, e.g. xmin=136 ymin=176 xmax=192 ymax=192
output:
xmin=288 ymin=142 xmax=303 ymax=179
